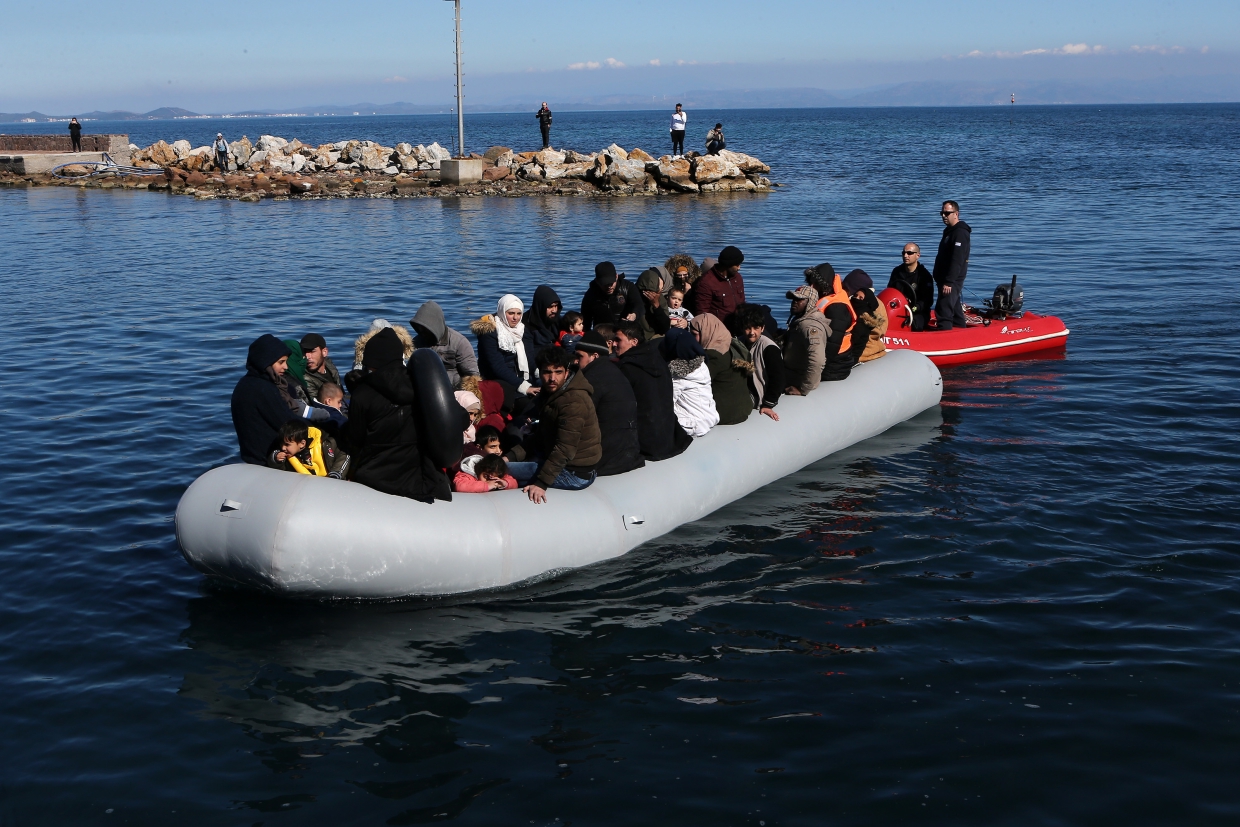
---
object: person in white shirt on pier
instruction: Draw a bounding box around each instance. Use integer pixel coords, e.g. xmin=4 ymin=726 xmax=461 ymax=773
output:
xmin=669 ymin=103 xmax=687 ymax=158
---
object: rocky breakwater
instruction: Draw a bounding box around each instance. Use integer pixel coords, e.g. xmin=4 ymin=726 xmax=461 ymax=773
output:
xmin=0 ymin=134 xmax=775 ymax=200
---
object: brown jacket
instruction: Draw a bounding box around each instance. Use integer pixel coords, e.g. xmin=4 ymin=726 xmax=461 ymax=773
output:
xmin=858 ymin=300 xmax=889 ymax=362
xmin=782 ymin=309 xmax=830 ymax=394
xmin=509 ymin=370 xmax=602 ymax=487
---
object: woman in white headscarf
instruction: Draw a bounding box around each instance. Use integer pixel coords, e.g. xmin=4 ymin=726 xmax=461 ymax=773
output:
xmin=471 ymin=294 xmax=537 ymax=395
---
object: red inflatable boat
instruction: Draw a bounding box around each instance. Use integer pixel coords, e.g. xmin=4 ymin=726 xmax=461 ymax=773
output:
xmin=877 ymin=278 xmax=1069 ymax=367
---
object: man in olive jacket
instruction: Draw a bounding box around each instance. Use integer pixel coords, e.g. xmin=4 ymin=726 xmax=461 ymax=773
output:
xmin=507 ymin=347 xmax=602 ymax=503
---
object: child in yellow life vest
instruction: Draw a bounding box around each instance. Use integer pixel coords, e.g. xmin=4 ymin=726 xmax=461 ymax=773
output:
xmin=268 ymin=420 xmax=350 ymax=479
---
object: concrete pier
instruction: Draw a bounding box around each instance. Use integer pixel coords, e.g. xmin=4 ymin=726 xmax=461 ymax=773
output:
xmin=0 ymin=134 xmax=131 ymax=174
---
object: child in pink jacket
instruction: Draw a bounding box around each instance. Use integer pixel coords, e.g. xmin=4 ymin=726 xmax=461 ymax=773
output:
xmin=452 ymin=453 xmax=518 ymax=493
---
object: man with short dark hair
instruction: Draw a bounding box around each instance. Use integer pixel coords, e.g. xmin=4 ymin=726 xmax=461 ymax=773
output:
xmin=690 ymin=246 xmax=746 ymax=321
xmin=581 ymin=261 xmax=644 ymax=330
xmin=888 ymin=243 xmax=934 ymax=331
xmin=536 ymin=102 xmax=553 ymax=149
xmin=670 ymin=103 xmax=687 ymax=157
xmin=506 ymin=347 xmax=602 ymax=503
xmin=573 ymin=331 xmax=644 ymax=476
xmin=932 ymin=200 xmax=971 ymax=330
xmin=299 ymin=333 xmax=342 ymax=401
xmin=614 ymin=324 xmax=692 ymax=461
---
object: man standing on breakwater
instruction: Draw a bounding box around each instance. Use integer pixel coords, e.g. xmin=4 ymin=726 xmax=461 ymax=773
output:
xmin=536 ymin=102 xmax=553 ymax=149
xmin=670 ymin=103 xmax=687 ymax=157
xmin=212 ymin=134 xmax=230 ymax=172
xmin=932 ymin=200 xmax=971 ymax=331
xmin=68 ymin=118 xmax=82 ymax=152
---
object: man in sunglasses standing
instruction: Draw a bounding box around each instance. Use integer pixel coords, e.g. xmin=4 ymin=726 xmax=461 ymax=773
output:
xmin=932 ymin=200 xmax=971 ymax=330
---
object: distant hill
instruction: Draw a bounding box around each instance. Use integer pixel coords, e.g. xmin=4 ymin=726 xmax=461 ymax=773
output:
xmin=0 ymin=107 xmax=202 ymax=123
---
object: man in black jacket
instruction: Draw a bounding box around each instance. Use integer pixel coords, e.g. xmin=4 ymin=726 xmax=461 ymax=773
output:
xmin=932 ymin=200 xmax=972 ymax=330
xmin=231 ymin=334 xmax=303 ymax=465
xmin=614 ymin=324 xmax=692 ymax=461
xmin=581 ymin=262 xmax=644 ymax=330
xmin=341 ymin=328 xmax=451 ymax=503
xmin=573 ymin=331 xmax=644 ymax=476
xmin=888 ymin=243 xmax=934 ymax=331
xmin=536 ymin=102 xmax=553 ymax=149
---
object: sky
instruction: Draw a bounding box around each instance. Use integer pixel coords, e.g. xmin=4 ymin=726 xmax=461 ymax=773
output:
xmin=2 ymin=0 xmax=1237 ymax=112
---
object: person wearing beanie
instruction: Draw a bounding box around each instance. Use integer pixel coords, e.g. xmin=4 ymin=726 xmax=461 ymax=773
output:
xmin=231 ymin=334 xmax=308 ymax=465
xmin=804 ymin=263 xmax=859 ymax=382
xmin=341 ymin=326 xmax=453 ymax=503
xmin=690 ymin=246 xmax=746 ymax=322
xmin=299 ymin=332 xmax=342 ymax=401
xmin=661 ymin=327 xmax=718 ymax=438
xmin=841 ymin=269 xmax=889 ymax=364
xmin=782 ymin=285 xmax=830 ymax=397
xmin=521 ymin=285 xmax=564 ymax=368
xmin=571 ymin=331 xmax=644 ymax=476
xmin=581 ymin=261 xmax=645 ymax=331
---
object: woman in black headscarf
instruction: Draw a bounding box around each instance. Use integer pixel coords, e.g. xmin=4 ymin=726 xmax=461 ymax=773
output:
xmin=522 ymin=284 xmax=563 ymax=367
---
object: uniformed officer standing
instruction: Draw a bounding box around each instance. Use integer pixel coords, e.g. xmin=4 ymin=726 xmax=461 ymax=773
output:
xmin=932 ymin=200 xmax=972 ymax=330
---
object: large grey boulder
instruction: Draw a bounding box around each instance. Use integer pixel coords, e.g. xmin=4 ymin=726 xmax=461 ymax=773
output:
xmin=691 ymin=155 xmax=742 ymax=184
xmin=171 ymin=140 xmax=192 ymax=160
xmin=229 ymin=136 xmax=253 ymax=166
xmin=718 ymin=149 xmax=771 ymax=174
xmin=256 ymin=135 xmax=288 ymax=152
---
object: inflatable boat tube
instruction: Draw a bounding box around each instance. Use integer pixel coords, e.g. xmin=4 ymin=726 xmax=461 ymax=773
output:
xmin=176 ymin=349 xmax=942 ymax=599
xmin=410 ymin=349 xmax=463 ymax=469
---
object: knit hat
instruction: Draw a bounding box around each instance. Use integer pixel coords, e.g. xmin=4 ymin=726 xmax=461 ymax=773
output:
xmin=362 ymin=327 xmax=404 ymax=370
xmin=299 ymin=332 xmax=327 ymax=352
xmin=594 ymin=261 xmax=618 ymax=286
xmin=718 ymin=246 xmax=744 ymax=268
xmin=454 ymin=390 xmax=481 ymax=411
xmin=577 ymin=330 xmax=611 ymax=356
xmin=842 ymin=269 xmax=873 ymax=294
xmin=786 ymin=284 xmax=819 ymax=305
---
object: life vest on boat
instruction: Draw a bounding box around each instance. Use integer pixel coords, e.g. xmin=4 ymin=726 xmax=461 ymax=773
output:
xmin=815 ymin=275 xmax=857 ymax=355
xmin=287 ymin=427 xmax=328 ymax=476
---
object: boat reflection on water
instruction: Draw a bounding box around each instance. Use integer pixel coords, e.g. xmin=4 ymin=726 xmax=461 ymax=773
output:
xmin=175 ymin=412 xmax=941 ymax=806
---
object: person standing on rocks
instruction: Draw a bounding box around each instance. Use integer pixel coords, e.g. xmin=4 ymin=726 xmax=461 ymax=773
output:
xmin=68 ymin=118 xmax=82 ymax=152
xmin=536 ymin=102 xmax=554 ymax=149
xmin=212 ymin=133 xmax=230 ymax=172
xmin=670 ymin=104 xmax=687 ymax=157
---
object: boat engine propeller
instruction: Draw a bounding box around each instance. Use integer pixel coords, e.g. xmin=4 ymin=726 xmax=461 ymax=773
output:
xmin=984 ymin=276 xmax=1024 ymax=320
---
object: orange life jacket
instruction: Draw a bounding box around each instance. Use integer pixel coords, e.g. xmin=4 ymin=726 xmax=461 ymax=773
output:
xmin=815 ymin=275 xmax=857 ymax=355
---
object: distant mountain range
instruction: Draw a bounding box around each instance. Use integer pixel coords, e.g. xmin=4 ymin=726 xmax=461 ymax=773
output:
xmin=3 ymin=78 xmax=1236 ymax=123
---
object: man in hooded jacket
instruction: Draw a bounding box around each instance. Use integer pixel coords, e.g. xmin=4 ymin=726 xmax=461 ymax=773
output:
xmin=572 ymin=331 xmax=644 ymax=476
xmin=409 ymin=300 xmax=478 ymax=388
xmin=521 ymin=285 xmax=563 ymax=368
xmin=614 ymin=324 xmax=692 ymax=461
xmin=341 ymin=327 xmax=452 ymax=503
xmin=231 ymin=334 xmax=305 ymax=465
xmin=581 ymin=262 xmax=644 ymax=330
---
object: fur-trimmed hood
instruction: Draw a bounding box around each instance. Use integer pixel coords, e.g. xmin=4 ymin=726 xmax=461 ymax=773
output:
xmin=470 ymin=314 xmax=498 ymax=336
xmin=353 ymin=324 xmax=414 ymax=370
xmin=669 ymin=355 xmax=705 ymax=379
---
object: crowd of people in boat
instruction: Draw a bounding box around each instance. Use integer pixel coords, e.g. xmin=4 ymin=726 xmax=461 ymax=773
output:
xmin=231 ymin=214 xmax=970 ymax=505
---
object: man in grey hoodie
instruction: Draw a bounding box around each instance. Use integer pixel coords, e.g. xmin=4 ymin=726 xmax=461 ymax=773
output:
xmin=409 ymin=301 xmax=479 ymax=388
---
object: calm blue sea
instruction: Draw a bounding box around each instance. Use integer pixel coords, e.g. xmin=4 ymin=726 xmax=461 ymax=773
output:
xmin=2 ymin=105 xmax=1240 ymax=825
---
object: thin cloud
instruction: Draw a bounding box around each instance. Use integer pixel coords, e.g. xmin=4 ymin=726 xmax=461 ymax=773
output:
xmin=649 ymin=59 xmax=661 ymax=66
xmin=567 ymin=57 xmax=625 ymax=71
xmin=382 ymin=75 xmax=408 ymax=83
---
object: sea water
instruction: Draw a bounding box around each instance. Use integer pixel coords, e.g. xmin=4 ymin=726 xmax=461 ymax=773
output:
xmin=2 ymin=105 xmax=1239 ymax=824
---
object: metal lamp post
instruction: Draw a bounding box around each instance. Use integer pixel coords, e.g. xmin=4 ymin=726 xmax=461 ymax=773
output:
xmin=446 ymin=0 xmax=464 ymax=157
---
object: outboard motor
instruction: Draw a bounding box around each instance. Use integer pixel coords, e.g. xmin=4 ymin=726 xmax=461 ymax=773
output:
xmin=984 ymin=275 xmax=1024 ymax=320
